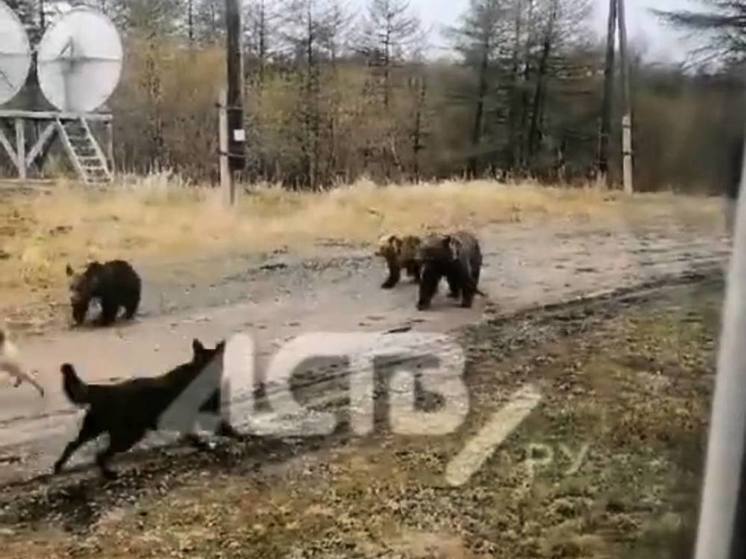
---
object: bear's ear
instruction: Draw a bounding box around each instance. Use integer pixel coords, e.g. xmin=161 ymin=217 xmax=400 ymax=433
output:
xmin=66 ymin=264 xmax=75 ymax=277
xmin=375 ymin=235 xmax=389 ymax=256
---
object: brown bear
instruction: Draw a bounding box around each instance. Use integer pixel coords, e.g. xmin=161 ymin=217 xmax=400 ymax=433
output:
xmin=66 ymin=260 xmax=142 ymax=327
xmin=375 ymin=234 xmax=422 ymax=289
xmin=415 ymin=230 xmax=484 ymax=311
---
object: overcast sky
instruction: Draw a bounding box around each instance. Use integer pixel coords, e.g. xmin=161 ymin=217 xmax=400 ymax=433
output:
xmin=45 ymin=0 xmax=703 ymax=63
xmin=412 ymin=0 xmax=699 ymax=63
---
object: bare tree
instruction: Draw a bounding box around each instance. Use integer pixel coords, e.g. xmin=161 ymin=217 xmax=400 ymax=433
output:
xmin=446 ymin=0 xmax=506 ymax=177
xmin=408 ymin=72 xmax=429 ymax=183
xmin=244 ymin=0 xmax=277 ymax=85
xmin=278 ymin=0 xmax=352 ymax=188
xmin=507 ymin=0 xmax=525 ymax=167
xmin=528 ymin=0 xmax=559 ymax=158
xmin=359 ymin=0 xmax=422 ymax=109
xmin=194 ymin=0 xmax=224 ymax=44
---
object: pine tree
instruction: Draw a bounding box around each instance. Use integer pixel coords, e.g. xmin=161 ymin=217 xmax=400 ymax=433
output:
xmin=654 ymin=1 xmax=746 ymax=65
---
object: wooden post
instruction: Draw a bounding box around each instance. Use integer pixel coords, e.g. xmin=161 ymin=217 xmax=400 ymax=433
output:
xmin=219 ymin=89 xmax=234 ymax=207
xmin=597 ymin=0 xmax=617 ymax=189
xmin=187 ymin=0 xmax=194 ymax=47
xmin=15 ymin=119 xmax=26 ymax=180
xmin=617 ymin=0 xmax=634 ymax=194
xmin=225 ymin=0 xmax=245 ymax=173
xmin=105 ymin=121 xmax=114 ymax=173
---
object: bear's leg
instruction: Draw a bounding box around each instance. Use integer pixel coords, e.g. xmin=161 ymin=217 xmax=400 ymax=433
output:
xmin=405 ymin=262 xmax=421 ymax=284
xmin=461 ymin=288 xmax=476 ymax=309
xmin=446 ymin=270 xmax=461 ymax=299
xmin=412 ymin=262 xmax=422 ymax=284
xmin=452 ymin=266 xmax=475 ymax=308
xmin=417 ymin=266 xmax=441 ymax=311
xmin=472 ymin=261 xmax=481 ymax=289
xmin=460 ymin=273 xmax=476 ymax=308
xmin=97 ymin=300 xmax=119 ymax=326
xmin=382 ymin=259 xmax=401 ymax=289
xmin=124 ymin=297 xmax=139 ymax=320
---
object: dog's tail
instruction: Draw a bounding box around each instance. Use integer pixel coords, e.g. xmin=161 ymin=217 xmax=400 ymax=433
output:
xmin=60 ymin=364 xmax=90 ymax=406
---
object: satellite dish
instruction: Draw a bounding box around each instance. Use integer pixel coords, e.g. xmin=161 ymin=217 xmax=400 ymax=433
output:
xmin=37 ymin=6 xmax=123 ymax=113
xmin=0 ymin=0 xmax=32 ymax=106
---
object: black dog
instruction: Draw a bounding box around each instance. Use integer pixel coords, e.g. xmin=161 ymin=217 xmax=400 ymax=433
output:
xmin=66 ymin=260 xmax=142 ymax=327
xmin=416 ymin=231 xmax=485 ymax=311
xmin=54 ymin=339 xmax=242 ymax=479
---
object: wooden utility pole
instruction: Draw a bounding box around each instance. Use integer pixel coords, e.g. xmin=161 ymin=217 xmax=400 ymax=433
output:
xmin=597 ymin=0 xmax=617 ymax=188
xmin=187 ymin=0 xmax=195 ymax=47
xmin=219 ymin=89 xmax=233 ymax=207
xmin=38 ymin=0 xmax=45 ymax=32
xmin=225 ymin=0 xmax=245 ymax=204
xmin=617 ymin=0 xmax=634 ymax=194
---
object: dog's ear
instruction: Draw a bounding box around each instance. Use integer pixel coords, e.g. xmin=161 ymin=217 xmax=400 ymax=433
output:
xmin=215 ymin=340 xmax=227 ymax=353
xmin=192 ymin=339 xmax=206 ymax=356
xmin=66 ymin=264 xmax=75 ymax=277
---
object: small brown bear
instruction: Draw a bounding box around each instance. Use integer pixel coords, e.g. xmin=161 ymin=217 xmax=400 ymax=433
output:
xmin=375 ymin=234 xmax=422 ymax=289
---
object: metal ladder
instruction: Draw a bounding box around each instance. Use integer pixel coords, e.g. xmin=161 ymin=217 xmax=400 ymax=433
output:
xmin=56 ymin=117 xmax=113 ymax=184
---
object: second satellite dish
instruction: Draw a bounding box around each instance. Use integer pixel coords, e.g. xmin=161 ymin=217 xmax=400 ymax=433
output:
xmin=37 ymin=6 xmax=123 ymax=113
xmin=0 ymin=0 xmax=32 ymax=106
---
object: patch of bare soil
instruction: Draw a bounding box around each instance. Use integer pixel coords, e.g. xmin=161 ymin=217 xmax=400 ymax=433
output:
xmin=0 ymin=276 xmax=720 ymax=558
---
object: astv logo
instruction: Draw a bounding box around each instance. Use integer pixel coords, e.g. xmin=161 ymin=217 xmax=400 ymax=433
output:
xmin=158 ymin=331 xmax=544 ymax=487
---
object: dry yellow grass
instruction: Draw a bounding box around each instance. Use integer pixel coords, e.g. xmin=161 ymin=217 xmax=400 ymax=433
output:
xmin=0 ymin=174 xmax=725 ymax=312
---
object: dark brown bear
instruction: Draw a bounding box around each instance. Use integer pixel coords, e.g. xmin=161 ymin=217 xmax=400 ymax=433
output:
xmin=66 ymin=260 xmax=142 ymax=327
xmin=415 ymin=231 xmax=483 ymax=311
xmin=375 ymin=234 xmax=422 ymax=289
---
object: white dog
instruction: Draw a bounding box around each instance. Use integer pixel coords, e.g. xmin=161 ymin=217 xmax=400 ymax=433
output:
xmin=0 ymin=329 xmax=44 ymax=397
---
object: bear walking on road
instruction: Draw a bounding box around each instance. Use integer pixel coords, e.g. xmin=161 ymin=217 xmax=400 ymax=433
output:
xmin=375 ymin=234 xmax=422 ymax=289
xmin=66 ymin=260 xmax=142 ymax=327
xmin=415 ymin=231 xmax=484 ymax=311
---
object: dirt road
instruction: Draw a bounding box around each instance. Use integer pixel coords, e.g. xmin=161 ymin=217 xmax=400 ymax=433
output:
xmin=0 ymin=216 xmax=731 ymax=485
